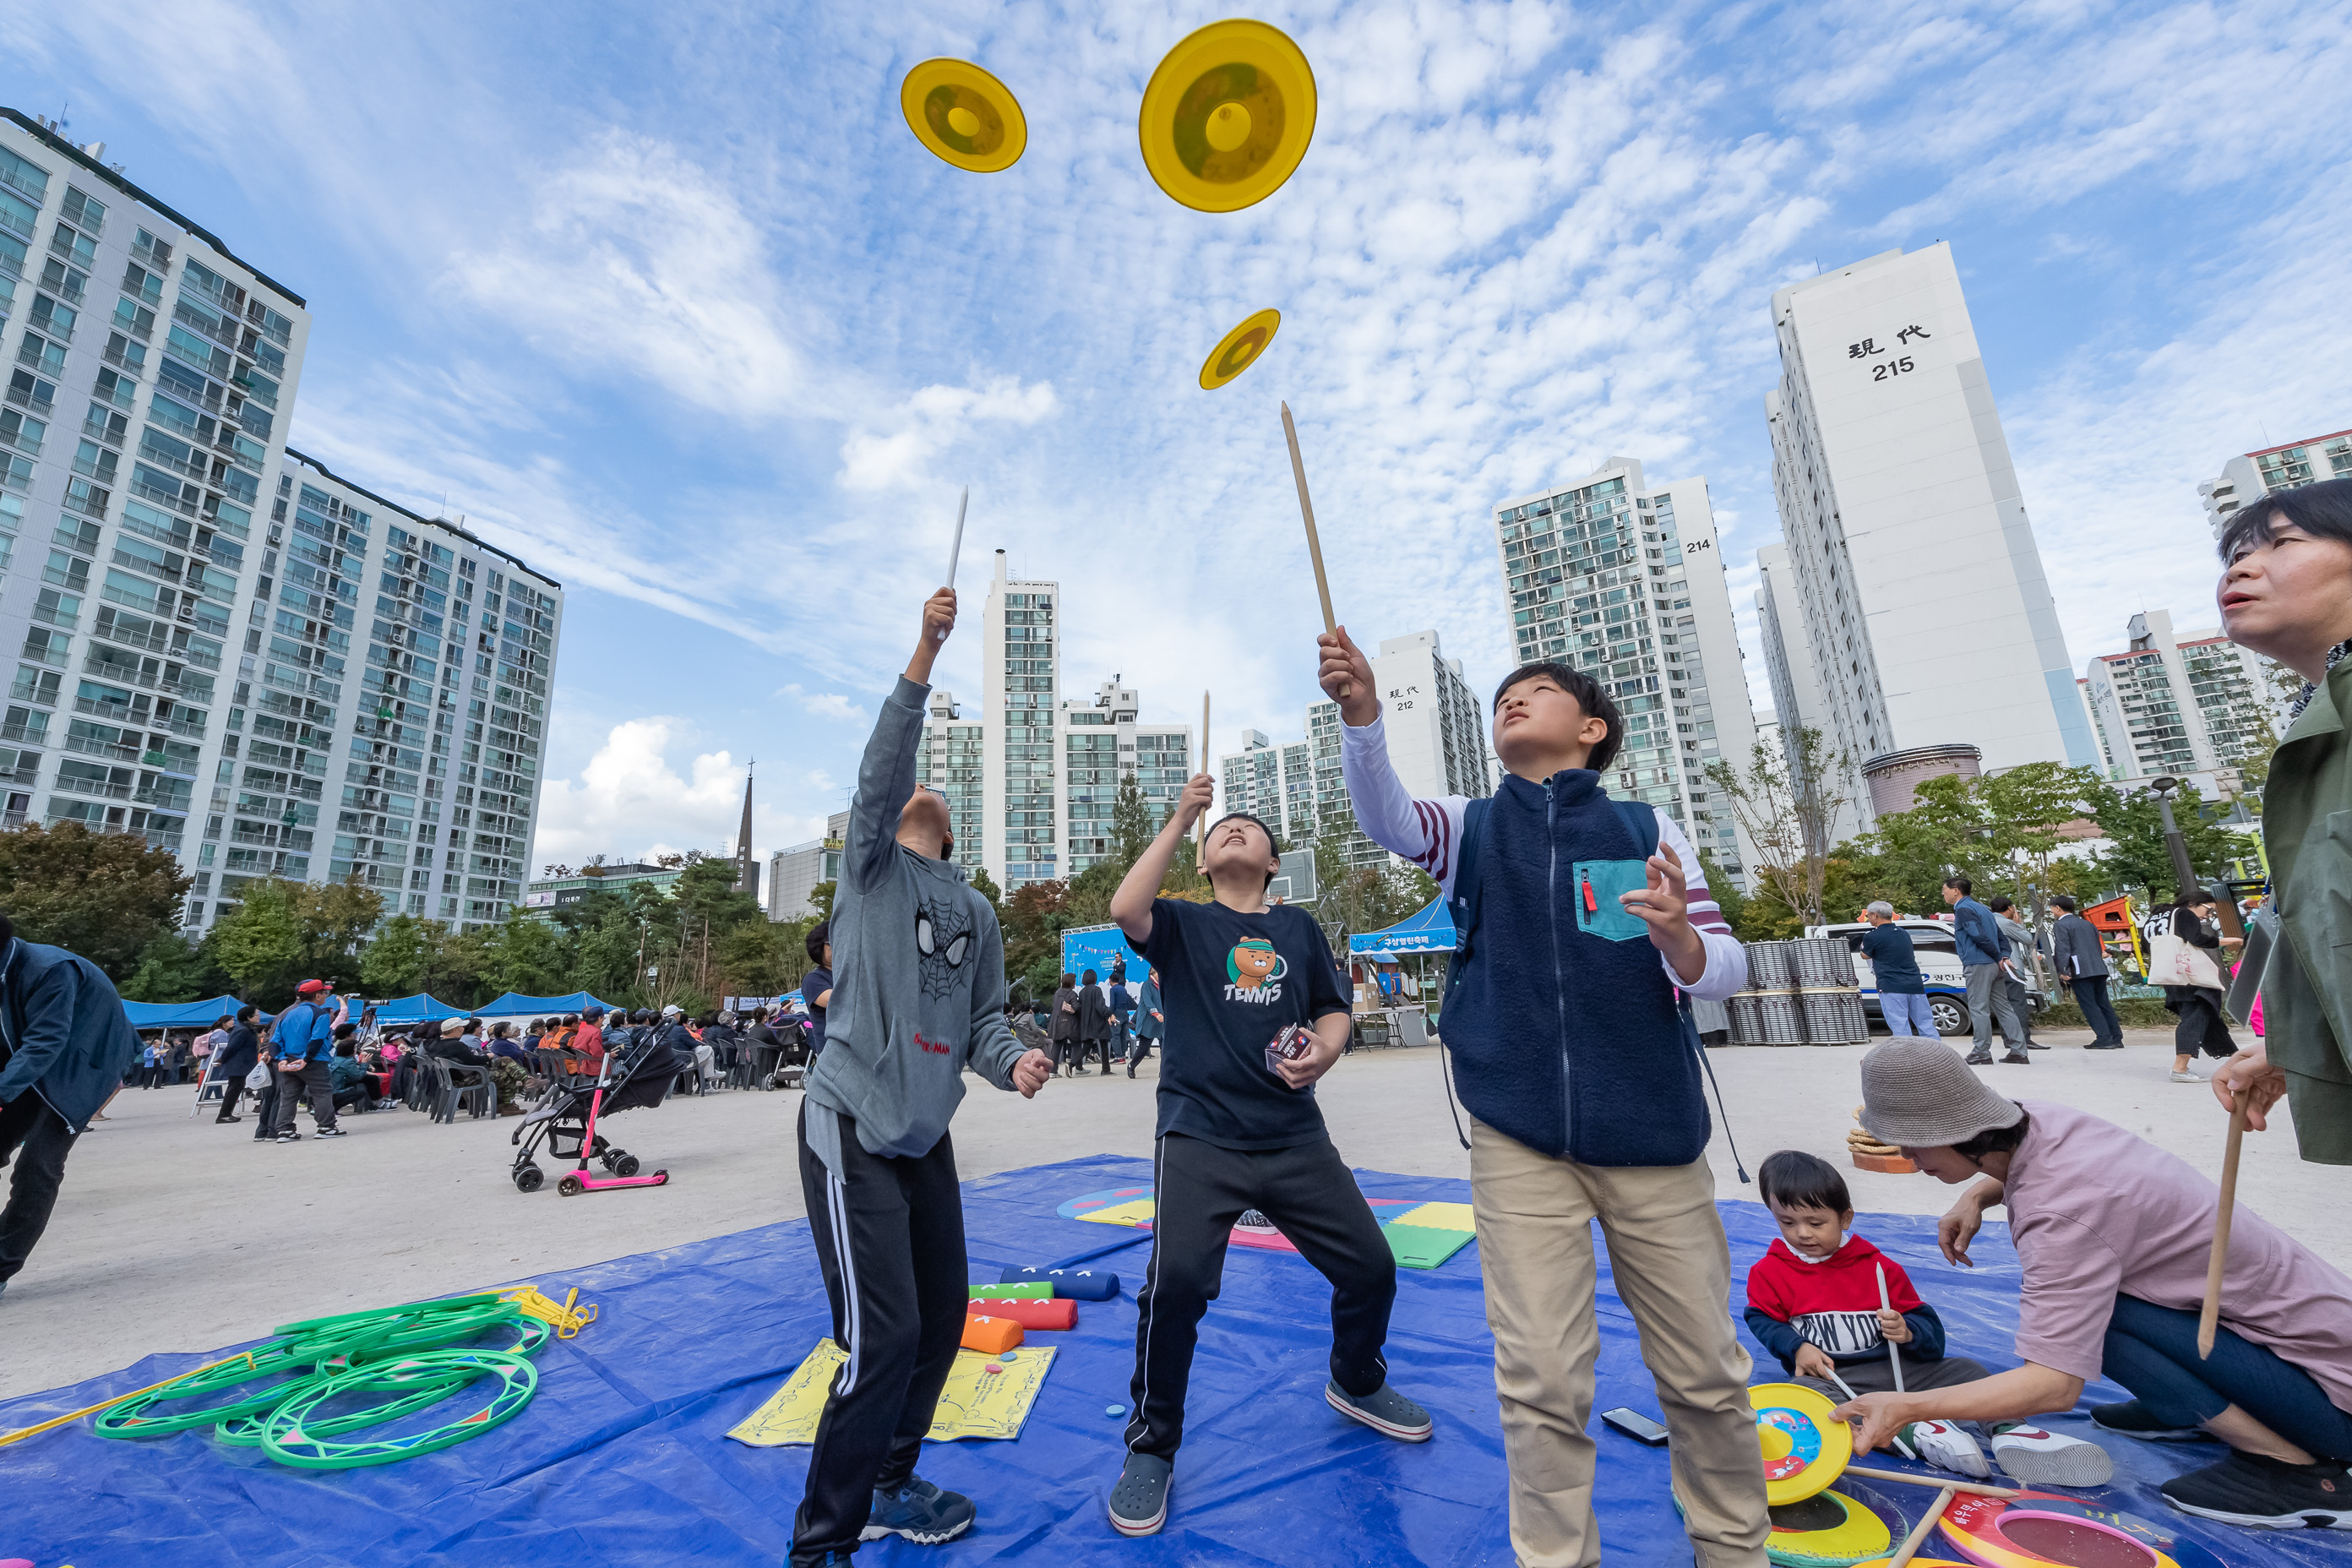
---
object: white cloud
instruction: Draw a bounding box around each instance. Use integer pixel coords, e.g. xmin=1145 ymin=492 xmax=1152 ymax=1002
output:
xmin=531 ymin=718 xmax=826 ymax=868
xmin=837 ymin=377 xmax=1060 ymax=492
xmin=777 ymin=684 xmax=868 ymax=722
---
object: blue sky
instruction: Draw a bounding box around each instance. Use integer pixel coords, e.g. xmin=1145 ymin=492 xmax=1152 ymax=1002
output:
xmin=15 ymin=0 xmax=2352 ymax=868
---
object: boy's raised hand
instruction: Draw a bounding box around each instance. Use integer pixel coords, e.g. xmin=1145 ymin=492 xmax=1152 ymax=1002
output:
xmin=905 ymin=587 xmax=957 ymax=683
xmin=1619 ymin=841 xmax=1707 ymax=984
xmin=1174 ymin=771 xmax=1214 ymax=831
xmin=1315 ymin=626 xmax=1379 ymax=727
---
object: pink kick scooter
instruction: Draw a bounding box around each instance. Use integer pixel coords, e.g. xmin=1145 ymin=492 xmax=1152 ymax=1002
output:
xmin=556 ymin=1047 xmax=670 ymax=1197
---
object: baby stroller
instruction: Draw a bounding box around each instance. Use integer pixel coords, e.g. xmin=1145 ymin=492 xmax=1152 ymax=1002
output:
xmin=508 ymin=1023 xmax=681 ymax=1193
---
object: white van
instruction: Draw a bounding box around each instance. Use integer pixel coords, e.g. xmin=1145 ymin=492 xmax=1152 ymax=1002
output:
xmin=1804 ymin=919 xmax=2048 ymax=1037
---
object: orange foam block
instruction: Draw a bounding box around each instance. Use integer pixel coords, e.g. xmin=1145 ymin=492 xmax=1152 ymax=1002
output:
xmin=966 ymin=1297 xmax=1076 ymax=1331
xmin=960 ymin=1315 xmax=1025 ymax=1355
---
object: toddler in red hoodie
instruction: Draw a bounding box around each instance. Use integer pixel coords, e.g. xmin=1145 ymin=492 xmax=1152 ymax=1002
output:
xmin=1743 ymin=1150 xmax=2108 ymax=1485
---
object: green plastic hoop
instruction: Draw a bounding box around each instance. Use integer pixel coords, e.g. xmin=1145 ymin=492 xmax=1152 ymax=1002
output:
xmin=259 ymin=1349 xmax=537 ymax=1470
xmin=95 ymin=1355 xmax=324 ymax=1440
xmin=214 ymin=1361 xmax=476 ymax=1447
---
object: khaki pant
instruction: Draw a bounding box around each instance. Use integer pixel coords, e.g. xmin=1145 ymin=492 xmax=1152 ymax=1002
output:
xmin=1471 ymin=1117 xmax=1770 ymax=1568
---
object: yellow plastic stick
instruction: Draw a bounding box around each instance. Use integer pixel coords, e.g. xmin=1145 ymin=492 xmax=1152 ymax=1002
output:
xmin=0 ymin=1350 xmax=257 ymax=1449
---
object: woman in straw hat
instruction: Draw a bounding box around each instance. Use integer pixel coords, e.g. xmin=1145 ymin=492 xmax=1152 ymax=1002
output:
xmin=1836 ymin=1037 xmax=2352 ymax=1530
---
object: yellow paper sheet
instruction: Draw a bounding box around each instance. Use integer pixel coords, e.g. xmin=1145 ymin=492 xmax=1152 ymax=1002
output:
xmin=1073 ymin=1196 xmax=1157 ymax=1228
xmin=727 ymin=1341 xmax=1059 ymax=1446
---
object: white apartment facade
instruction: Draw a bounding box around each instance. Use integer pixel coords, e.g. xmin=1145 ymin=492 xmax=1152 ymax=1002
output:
xmin=1493 ymin=460 xmax=1756 ymax=881
xmin=1762 ymin=243 xmax=2094 ymax=825
xmin=2081 ymin=609 xmax=2275 ymax=793
xmin=767 ymin=808 xmax=848 ymax=922
xmin=974 ymin=551 xmax=1192 ymax=890
xmin=0 ymin=111 xmax=560 ymax=934
xmin=2199 ymin=428 xmax=2352 ymax=535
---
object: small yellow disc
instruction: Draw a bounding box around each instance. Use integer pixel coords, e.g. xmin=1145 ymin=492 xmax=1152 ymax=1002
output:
xmin=1199 ymin=307 xmax=1281 ymax=390
xmin=1748 ymin=1381 xmax=1853 ymax=1505
xmin=1139 ymin=19 xmax=1317 ymax=213
xmin=901 ymin=58 xmax=1027 ymax=173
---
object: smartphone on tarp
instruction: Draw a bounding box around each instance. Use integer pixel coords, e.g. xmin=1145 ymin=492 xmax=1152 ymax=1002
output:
xmin=1600 ymin=1407 xmax=1669 ymax=1446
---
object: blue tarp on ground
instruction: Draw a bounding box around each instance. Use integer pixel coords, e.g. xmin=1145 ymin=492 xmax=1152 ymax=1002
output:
xmin=0 ymin=1156 xmax=2331 ymax=1566
xmin=474 ymin=990 xmax=619 ymax=1019
xmin=1349 ymin=896 xmax=1459 ymax=956
xmin=370 ymin=994 xmax=467 ymax=1026
xmin=121 ymin=995 xmax=247 ymax=1029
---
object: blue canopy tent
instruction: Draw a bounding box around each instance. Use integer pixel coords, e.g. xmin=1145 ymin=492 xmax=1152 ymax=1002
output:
xmin=121 ymin=996 xmax=252 ymax=1030
xmin=475 ymin=990 xmax=620 ymax=1020
xmin=1348 ymin=897 xmax=1457 ymax=957
xmin=370 ymin=994 xmax=467 ymax=1026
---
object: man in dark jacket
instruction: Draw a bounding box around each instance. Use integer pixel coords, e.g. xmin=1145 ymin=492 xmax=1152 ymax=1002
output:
xmin=1076 ymin=969 xmax=1113 ymax=1076
xmin=2050 ymin=895 xmax=2124 ymax=1049
xmin=212 ymin=1005 xmax=264 ymax=1123
xmin=1129 ymin=966 xmax=1164 ymax=1077
xmin=1944 ymin=877 xmax=2026 ymax=1066
xmin=0 ymin=914 xmax=141 ymax=1301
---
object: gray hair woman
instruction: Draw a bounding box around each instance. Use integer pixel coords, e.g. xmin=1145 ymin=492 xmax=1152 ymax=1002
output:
xmin=1838 ymin=1038 xmax=2352 ymax=1527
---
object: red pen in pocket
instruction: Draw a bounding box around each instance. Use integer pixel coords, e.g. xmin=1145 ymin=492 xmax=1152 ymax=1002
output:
xmin=1582 ymin=876 xmax=1598 ymax=914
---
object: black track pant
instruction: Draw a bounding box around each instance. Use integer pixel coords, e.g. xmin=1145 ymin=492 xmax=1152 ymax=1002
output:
xmin=0 ymin=1092 xmax=79 ymax=1287
xmin=792 ymin=1105 xmax=967 ymax=1565
xmin=1125 ymin=1131 xmax=1396 ymax=1462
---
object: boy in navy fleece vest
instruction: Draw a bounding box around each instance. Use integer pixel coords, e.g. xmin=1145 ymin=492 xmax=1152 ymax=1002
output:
xmin=1322 ymin=630 xmax=1770 ymax=1568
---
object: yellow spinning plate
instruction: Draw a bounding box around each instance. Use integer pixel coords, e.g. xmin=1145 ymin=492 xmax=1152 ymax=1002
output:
xmin=1200 ymin=308 xmax=1281 ymax=389
xmin=1139 ymin=19 xmax=1317 ymax=212
xmin=902 ymin=59 xmax=1027 ymax=172
xmin=1751 ymin=1382 xmax=1853 ymax=1505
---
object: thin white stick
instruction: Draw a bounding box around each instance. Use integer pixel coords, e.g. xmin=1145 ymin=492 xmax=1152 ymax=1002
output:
xmin=1827 ymin=1368 xmax=1860 ymax=1403
xmin=945 ymin=486 xmax=969 ymax=590
xmin=1877 ymin=1262 xmax=1905 ymax=1395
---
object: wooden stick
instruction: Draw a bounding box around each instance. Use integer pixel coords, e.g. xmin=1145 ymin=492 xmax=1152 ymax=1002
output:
xmin=1877 ymin=1261 xmax=1905 ymax=1394
xmin=1280 ymin=401 xmax=1347 ymax=697
xmin=0 ymin=1350 xmax=257 ymax=1449
xmin=1196 ymin=692 xmax=1211 ymax=875
xmin=1886 ymin=1484 xmax=1956 ymax=1568
xmin=2200 ymin=1097 xmax=2249 ymax=1358
xmin=1844 ymin=1465 xmax=2019 ymax=1500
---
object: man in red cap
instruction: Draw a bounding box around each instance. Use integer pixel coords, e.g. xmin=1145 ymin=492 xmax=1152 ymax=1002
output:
xmin=268 ymin=980 xmax=344 ymax=1141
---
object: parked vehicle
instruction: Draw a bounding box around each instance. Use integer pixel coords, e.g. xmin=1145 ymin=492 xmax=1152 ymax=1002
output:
xmin=1804 ymin=918 xmax=2048 ymax=1037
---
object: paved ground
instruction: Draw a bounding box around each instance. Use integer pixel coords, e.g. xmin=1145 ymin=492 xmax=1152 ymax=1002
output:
xmin=3 ymin=1023 xmax=2334 ymax=1402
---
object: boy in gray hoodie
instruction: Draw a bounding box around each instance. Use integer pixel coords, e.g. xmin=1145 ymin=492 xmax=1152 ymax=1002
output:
xmin=791 ymin=586 xmax=1052 ymax=1567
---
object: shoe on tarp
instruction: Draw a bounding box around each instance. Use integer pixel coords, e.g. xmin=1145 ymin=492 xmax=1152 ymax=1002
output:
xmin=1989 ymin=1422 xmax=2113 ymax=1486
xmin=1891 ymin=1418 xmax=1989 ymax=1478
xmin=2090 ymin=1399 xmax=2208 ymax=1443
xmin=1325 ymin=1378 xmax=1433 ymax=1442
xmin=2160 ymin=1449 xmax=2352 ymax=1528
xmin=860 ymin=1473 xmax=974 ymax=1544
xmin=1108 ymin=1451 xmax=1173 ymax=1537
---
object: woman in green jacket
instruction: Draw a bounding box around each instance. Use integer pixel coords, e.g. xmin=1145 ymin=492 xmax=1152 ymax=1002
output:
xmin=2213 ymin=478 xmax=2352 ymax=1164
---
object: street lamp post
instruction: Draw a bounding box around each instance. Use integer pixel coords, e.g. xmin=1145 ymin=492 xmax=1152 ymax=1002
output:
xmin=2147 ymin=776 xmax=2199 ymax=898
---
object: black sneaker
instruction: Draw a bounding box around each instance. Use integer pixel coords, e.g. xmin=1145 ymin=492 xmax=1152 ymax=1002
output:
xmin=2001 ymin=1052 xmax=2031 ymax=1064
xmin=275 ymin=1131 xmax=302 ymax=1143
xmin=315 ymin=1126 xmax=348 ymax=1138
xmin=2026 ymin=1041 xmax=2049 ymax=1050
xmin=1108 ymin=1451 xmax=1173 ymax=1536
xmin=2160 ymin=1449 xmax=2352 ymax=1528
xmin=2086 ymin=1041 xmax=2126 ymax=1050
xmin=1965 ymin=1052 xmax=1993 ymax=1065
xmin=2090 ymin=1400 xmax=2207 ymax=1443
xmin=860 ymin=1473 xmax=973 ymax=1544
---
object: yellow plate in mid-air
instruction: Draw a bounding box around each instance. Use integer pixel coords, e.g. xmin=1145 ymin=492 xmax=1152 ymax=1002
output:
xmin=902 ymin=58 xmax=1027 ymax=173
xmin=1139 ymin=19 xmax=1316 ymax=212
xmin=1200 ymin=308 xmax=1281 ymax=389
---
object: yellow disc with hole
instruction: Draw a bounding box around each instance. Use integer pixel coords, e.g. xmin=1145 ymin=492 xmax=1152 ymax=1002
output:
xmin=1138 ymin=19 xmax=1317 ymax=213
xmin=1199 ymin=307 xmax=1282 ymax=390
xmin=1750 ymin=1381 xmax=1852 ymax=1505
xmin=901 ymin=58 xmax=1027 ymax=173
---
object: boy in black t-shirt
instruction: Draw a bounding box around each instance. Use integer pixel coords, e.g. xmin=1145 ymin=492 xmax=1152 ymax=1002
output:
xmin=1100 ymin=771 xmax=1430 ymax=1538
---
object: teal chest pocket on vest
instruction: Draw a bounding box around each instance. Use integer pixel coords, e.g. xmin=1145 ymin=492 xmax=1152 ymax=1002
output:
xmin=1571 ymin=859 xmax=1652 ymax=943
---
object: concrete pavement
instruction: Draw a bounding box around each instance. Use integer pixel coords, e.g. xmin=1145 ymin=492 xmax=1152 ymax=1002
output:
xmin=2 ymin=1024 xmax=2337 ymax=1402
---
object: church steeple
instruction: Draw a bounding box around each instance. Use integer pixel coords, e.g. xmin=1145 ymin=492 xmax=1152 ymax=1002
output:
xmin=736 ymin=762 xmax=756 ymax=898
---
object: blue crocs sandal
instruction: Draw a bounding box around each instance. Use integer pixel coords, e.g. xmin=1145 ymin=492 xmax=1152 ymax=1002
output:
xmin=1109 ymin=1452 xmax=1173 ymax=1537
xmin=1326 ymin=1379 xmax=1434 ymax=1442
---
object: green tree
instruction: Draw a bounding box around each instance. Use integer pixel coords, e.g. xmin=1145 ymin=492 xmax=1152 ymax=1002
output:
xmin=1703 ymin=727 xmax=1857 ymax=930
xmin=120 ymin=931 xmax=233 ymax=1004
xmin=1002 ymin=879 xmax=1071 ymax=1001
xmin=0 ymin=820 xmax=191 ymax=981
xmin=967 ymin=865 xmax=1004 ymax=920
xmin=209 ymin=878 xmax=307 ymax=999
xmin=360 ymin=914 xmax=435 ymax=998
xmin=291 ymin=879 xmax=385 ymax=991
xmin=483 ymin=912 xmax=569 ymax=999
xmin=1110 ymin=769 xmax=1157 ymax=866
xmin=808 ymin=880 xmax=837 ymax=922
xmin=2084 ymin=778 xmax=2255 ymax=902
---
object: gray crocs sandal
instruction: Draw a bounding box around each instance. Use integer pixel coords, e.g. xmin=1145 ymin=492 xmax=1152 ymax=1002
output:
xmin=1108 ymin=1451 xmax=1173 ymax=1537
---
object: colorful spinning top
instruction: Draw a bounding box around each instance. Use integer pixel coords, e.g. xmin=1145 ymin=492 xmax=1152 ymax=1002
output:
xmin=1750 ymin=1382 xmax=1853 ymax=1505
xmin=1766 ymin=1486 xmax=1897 ymax=1567
xmin=1138 ymin=19 xmax=1317 ymax=212
xmin=1930 ymin=1490 xmax=2223 ymax=1568
xmin=1200 ymin=308 xmax=1281 ymax=389
xmin=901 ymin=59 xmax=1027 ymax=172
